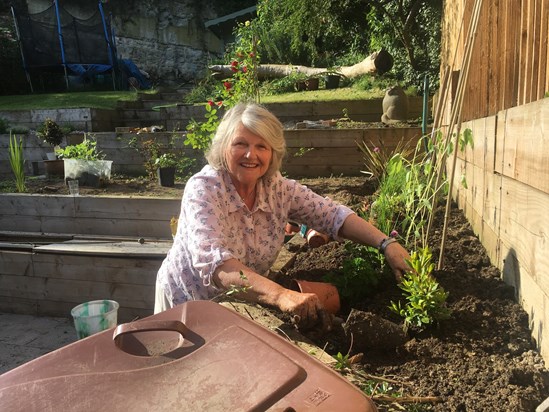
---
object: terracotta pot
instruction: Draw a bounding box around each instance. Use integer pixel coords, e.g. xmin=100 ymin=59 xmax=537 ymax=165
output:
xmin=305 ymin=77 xmax=319 ymax=91
xmin=43 ymin=159 xmax=64 ymax=178
xmin=284 ymin=222 xmax=300 ymax=235
xmin=306 ymin=229 xmax=329 ymax=248
xmin=291 ymin=280 xmax=340 ymax=314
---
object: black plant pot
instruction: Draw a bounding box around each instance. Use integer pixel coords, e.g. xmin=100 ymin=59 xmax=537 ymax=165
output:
xmin=325 ymin=75 xmax=340 ymax=89
xmin=157 ymin=167 xmax=175 ymax=187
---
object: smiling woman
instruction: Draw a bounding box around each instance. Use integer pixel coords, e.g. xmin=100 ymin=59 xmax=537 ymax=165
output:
xmin=154 ymin=102 xmax=411 ymax=333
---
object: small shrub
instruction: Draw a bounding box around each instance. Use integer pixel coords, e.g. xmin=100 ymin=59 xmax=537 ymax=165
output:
xmin=323 ymin=243 xmax=385 ymax=306
xmin=36 ymin=118 xmax=65 ymax=147
xmin=0 ymin=118 xmax=11 ymax=134
xmin=390 ymin=247 xmax=451 ymax=331
xmin=154 ymin=153 xmax=178 ymax=168
xmin=333 ymin=352 xmax=351 ymax=371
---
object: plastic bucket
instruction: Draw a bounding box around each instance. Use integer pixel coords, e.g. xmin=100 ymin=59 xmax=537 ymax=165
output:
xmin=71 ymin=300 xmax=119 ymax=340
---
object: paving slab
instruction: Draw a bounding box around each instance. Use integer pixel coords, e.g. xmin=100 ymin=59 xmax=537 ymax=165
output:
xmin=0 ymin=313 xmax=77 ymax=375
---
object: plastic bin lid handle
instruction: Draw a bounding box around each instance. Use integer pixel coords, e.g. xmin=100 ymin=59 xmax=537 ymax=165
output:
xmin=112 ymin=320 xmax=189 ymax=341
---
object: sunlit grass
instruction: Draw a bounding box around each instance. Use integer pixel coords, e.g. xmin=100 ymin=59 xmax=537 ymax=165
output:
xmin=0 ymin=91 xmax=141 ymax=110
xmin=0 ymin=86 xmax=386 ymax=111
xmin=261 ymin=87 xmax=385 ymax=104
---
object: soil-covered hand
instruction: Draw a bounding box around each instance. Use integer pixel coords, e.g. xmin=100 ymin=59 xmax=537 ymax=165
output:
xmin=277 ymin=289 xmax=332 ymax=332
xmin=384 ymin=242 xmax=411 ymax=282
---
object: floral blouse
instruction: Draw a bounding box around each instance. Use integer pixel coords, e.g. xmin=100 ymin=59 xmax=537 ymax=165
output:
xmin=156 ymin=165 xmax=354 ymax=305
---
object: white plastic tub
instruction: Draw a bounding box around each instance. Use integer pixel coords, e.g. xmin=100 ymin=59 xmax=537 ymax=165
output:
xmin=63 ymin=159 xmax=112 ymax=186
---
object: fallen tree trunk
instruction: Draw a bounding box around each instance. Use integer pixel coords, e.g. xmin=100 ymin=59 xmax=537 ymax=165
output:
xmin=209 ymin=49 xmax=393 ymax=79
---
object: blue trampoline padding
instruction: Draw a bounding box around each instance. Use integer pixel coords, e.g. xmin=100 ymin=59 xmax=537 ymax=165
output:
xmin=67 ymin=64 xmax=112 ymax=75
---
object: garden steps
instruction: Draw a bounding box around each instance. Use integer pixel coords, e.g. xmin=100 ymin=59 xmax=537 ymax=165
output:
xmin=115 ymin=87 xmax=192 ymax=128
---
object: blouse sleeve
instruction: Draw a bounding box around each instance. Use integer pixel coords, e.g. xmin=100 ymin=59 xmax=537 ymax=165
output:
xmin=180 ymin=174 xmax=235 ymax=287
xmin=286 ymin=178 xmax=355 ymax=241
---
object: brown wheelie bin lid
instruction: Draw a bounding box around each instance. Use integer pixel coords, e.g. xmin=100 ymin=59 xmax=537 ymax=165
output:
xmin=0 ymin=300 xmax=377 ymax=411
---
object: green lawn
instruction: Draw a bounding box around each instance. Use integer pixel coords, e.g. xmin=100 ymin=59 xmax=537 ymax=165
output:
xmin=0 ymin=87 xmax=385 ymax=111
xmin=0 ymin=91 xmax=142 ymax=111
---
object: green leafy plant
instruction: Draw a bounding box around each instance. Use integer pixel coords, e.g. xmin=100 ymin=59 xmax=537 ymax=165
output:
xmin=127 ymin=137 xmax=161 ymax=180
xmin=55 ymin=135 xmax=104 ymax=160
xmin=185 ymin=102 xmax=222 ymax=150
xmin=390 ymin=247 xmax=451 ymax=331
xmin=356 ymin=137 xmax=414 ymax=183
xmin=364 ymin=128 xmax=474 ymax=249
xmin=8 ymin=132 xmax=26 ymax=193
xmin=323 ymin=243 xmax=385 ymax=306
xmin=225 ymin=271 xmax=252 ymax=296
xmin=154 ymin=153 xmax=178 ymax=168
xmin=333 ymin=352 xmax=351 ymax=371
xmin=36 ymin=118 xmax=65 ymax=147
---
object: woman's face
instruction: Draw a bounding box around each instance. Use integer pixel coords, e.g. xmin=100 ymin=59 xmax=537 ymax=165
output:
xmin=226 ymin=122 xmax=272 ymax=187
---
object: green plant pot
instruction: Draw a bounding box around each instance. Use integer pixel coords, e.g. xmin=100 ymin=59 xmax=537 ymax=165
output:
xmin=157 ymin=167 xmax=175 ymax=187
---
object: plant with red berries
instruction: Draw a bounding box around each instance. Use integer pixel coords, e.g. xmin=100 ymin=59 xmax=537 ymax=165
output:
xmin=185 ymin=20 xmax=260 ymax=151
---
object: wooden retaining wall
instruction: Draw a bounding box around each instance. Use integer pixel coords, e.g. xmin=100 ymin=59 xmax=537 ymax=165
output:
xmin=0 ymin=195 xmax=181 ymax=239
xmin=0 ymin=108 xmax=118 ymax=133
xmin=283 ymin=128 xmax=423 ymax=177
xmin=450 ymin=98 xmax=549 ymax=362
xmin=0 ymin=194 xmax=179 ymax=320
xmin=163 ymin=98 xmax=425 ymax=131
xmin=0 ymin=242 xmax=168 ymax=321
xmin=0 ymin=127 xmax=423 ymax=179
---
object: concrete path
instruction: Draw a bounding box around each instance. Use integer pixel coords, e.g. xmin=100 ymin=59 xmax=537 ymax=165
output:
xmin=0 ymin=313 xmax=77 ymax=375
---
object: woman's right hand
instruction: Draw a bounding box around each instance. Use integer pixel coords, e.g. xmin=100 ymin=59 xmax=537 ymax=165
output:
xmin=276 ymin=289 xmax=332 ymax=332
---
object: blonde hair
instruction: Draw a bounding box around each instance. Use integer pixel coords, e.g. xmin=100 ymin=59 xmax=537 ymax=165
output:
xmin=205 ymin=102 xmax=286 ymax=177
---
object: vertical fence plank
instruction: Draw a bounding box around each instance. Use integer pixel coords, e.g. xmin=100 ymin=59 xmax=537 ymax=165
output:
xmin=537 ymin=0 xmax=549 ymax=97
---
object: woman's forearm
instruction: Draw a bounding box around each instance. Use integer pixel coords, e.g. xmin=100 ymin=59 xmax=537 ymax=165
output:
xmin=213 ymin=258 xmax=332 ymax=330
xmin=338 ymin=213 xmax=387 ymax=248
xmin=212 ymin=258 xmax=285 ymax=307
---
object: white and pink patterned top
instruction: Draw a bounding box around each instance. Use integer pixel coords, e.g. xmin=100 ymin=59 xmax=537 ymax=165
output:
xmin=157 ymin=165 xmax=354 ymax=305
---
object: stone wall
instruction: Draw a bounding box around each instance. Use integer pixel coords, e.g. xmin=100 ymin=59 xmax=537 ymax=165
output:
xmin=111 ymin=1 xmax=224 ymax=84
xmin=25 ymin=0 xmax=224 ymax=85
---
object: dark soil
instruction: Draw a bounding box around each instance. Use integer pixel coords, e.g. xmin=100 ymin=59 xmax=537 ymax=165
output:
xmin=17 ymin=175 xmax=549 ymax=411
xmin=281 ymin=177 xmax=549 ymax=412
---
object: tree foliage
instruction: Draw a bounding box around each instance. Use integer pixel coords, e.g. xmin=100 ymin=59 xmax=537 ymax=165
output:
xmin=255 ymin=0 xmax=441 ymax=89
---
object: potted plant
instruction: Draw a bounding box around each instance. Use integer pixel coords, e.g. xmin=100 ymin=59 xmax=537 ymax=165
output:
xmin=155 ymin=153 xmax=178 ymax=187
xmin=323 ymin=67 xmax=344 ymax=90
xmin=36 ymin=118 xmax=65 ymax=177
xmin=55 ymin=135 xmax=112 ymax=187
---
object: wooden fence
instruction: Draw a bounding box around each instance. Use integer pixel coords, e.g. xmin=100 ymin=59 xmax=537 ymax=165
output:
xmin=442 ymin=0 xmax=549 ymax=122
xmin=440 ymin=0 xmax=549 ymax=364
xmin=450 ymin=97 xmax=549 ymax=362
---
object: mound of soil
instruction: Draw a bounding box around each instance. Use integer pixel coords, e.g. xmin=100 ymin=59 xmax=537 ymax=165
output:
xmin=16 ymin=175 xmax=549 ymax=410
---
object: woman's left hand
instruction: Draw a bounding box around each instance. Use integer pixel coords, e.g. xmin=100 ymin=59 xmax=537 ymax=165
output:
xmin=384 ymin=242 xmax=411 ymax=282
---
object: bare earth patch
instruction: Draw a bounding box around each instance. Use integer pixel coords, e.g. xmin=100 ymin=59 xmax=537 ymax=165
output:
xmin=18 ymin=175 xmax=549 ymax=411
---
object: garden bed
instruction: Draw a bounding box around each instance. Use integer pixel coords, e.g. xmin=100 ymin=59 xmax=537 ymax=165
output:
xmin=5 ymin=175 xmax=549 ymax=410
xmin=279 ymin=178 xmax=549 ymax=411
